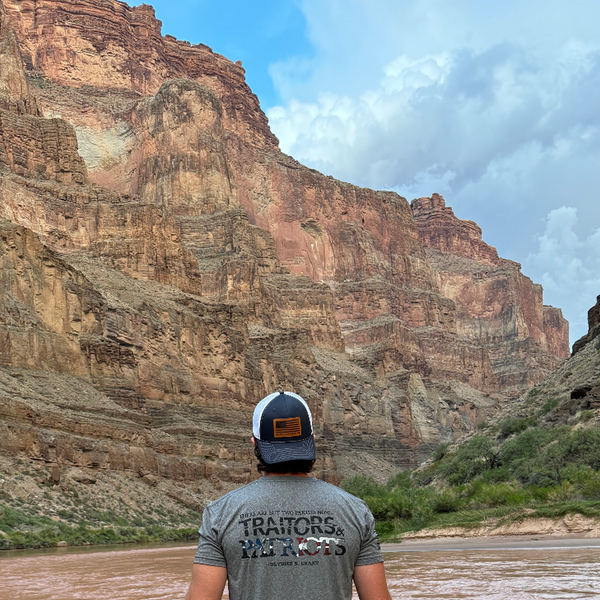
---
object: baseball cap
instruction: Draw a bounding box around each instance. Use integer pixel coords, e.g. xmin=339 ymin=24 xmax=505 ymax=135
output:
xmin=252 ymin=391 xmax=316 ymax=464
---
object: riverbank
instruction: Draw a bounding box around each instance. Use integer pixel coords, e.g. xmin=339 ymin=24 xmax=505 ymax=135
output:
xmin=0 ymin=501 xmax=199 ymax=551
xmin=396 ymin=512 xmax=600 ymax=541
xmin=384 ymin=532 xmax=600 ymax=552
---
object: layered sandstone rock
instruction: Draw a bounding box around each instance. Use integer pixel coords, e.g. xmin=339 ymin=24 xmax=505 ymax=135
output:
xmin=3 ymin=0 xmax=276 ymax=148
xmin=411 ymin=194 xmax=569 ymax=391
xmin=0 ymin=0 xmax=568 ymax=509
xmin=0 ymin=0 xmax=27 ymax=102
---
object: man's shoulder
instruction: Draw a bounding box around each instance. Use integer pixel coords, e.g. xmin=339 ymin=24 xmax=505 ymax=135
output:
xmin=313 ymin=478 xmax=370 ymax=507
xmin=204 ymin=476 xmax=368 ymax=513
xmin=203 ymin=478 xmax=263 ymax=513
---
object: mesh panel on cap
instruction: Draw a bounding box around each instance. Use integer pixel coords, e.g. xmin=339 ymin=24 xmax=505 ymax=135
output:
xmin=256 ymin=436 xmax=316 ymax=464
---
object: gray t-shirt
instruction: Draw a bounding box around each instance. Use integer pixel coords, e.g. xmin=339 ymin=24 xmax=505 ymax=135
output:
xmin=194 ymin=475 xmax=382 ymax=600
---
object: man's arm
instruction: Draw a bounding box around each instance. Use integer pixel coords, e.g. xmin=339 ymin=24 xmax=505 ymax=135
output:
xmin=185 ymin=564 xmax=227 ymax=600
xmin=353 ymin=562 xmax=392 ymax=600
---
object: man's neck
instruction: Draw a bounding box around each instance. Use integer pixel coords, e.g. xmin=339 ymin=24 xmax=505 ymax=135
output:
xmin=263 ymin=472 xmax=311 ymax=477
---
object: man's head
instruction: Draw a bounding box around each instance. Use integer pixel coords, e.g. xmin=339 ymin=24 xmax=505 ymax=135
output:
xmin=252 ymin=391 xmax=316 ymax=474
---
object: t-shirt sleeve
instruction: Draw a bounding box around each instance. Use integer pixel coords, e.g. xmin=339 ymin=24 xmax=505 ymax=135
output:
xmin=355 ymin=504 xmax=383 ymax=566
xmin=194 ymin=504 xmax=227 ymax=568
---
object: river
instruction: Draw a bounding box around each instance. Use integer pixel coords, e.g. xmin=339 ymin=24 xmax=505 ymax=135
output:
xmin=1 ymin=541 xmax=600 ymax=599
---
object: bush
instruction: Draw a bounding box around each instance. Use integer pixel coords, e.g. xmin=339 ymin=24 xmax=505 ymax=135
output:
xmin=467 ymin=483 xmax=527 ymax=508
xmin=432 ymin=491 xmax=459 ymax=514
xmin=432 ymin=444 xmax=449 ymax=462
xmin=500 ymin=427 xmax=562 ymax=484
xmin=539 ymin=398 xmax=560 ymax=416
xmin=374 ymin=521 xmax=394 ymax=537
xmin=528 ymin=486 xmax=552 ymax=502
xmin=341 ymin=476 xmax=385 ymax=498
xmin=0 ymin=503 xmax=197 ymax=550
xmin=340 ymin=423 xmax=600 ymax=539
xmin=499 ymin=417 xmax=536 ymax=438
xmin=386 ymin=471 xmax=412 ymax=491
xmin=581 ymin=476 xmax=600 ymax=500
xmin=580 ymin=410 xmax=595 ymax=422
xmin=436 ymin=437 xmax=502 ymax=485
xmin=549 ymin=481 xmax=577 ymax=502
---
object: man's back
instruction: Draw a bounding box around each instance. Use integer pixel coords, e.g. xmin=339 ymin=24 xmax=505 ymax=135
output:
xmin=194 ymin=475 xmax=382 ymax=600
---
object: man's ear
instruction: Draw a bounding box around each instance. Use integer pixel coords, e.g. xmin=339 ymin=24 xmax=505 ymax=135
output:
xmin=251 ymin=436 xmax=256 ymax=446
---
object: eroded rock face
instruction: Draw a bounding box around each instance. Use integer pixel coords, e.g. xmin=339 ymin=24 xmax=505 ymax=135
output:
xmin=411 ymin=194 xmax=569 ymax=391
xmin=572 ymin=295 xmax=600 ymax=355
xmin=3 ymin=0 xmax=277 ymax=149
xmin=0 ymin=0 xmax=569 ymax=501
xmin=0 ymin=0 xmax=28 ymax=102
xmin=589 ymin=296 xmax=600 ymax=332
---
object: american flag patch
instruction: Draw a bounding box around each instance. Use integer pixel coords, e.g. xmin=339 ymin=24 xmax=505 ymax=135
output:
xmin=273 ymin=417 xmax=302 ymax=438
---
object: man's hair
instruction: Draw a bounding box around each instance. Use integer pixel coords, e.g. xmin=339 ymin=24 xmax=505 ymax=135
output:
xmin=254 ymin=445 xmax=315 ymax=474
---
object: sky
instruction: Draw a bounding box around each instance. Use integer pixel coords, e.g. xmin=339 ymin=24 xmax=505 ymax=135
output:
xmin=134 ymin=0 xmax=600 ymax=345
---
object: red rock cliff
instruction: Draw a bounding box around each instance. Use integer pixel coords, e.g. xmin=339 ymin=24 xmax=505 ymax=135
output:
xmin=412 ymin=194 xmax=569 ymax=389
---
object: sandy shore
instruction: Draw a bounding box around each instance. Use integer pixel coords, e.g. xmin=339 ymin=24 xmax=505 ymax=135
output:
xmin=382 ymin=533 xmax=600 ymax=552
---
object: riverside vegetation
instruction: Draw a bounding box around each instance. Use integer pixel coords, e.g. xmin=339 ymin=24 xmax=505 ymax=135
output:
xmin=0 ymin=460 xmax=201 ymax=551
xmin=342 ymin=334 xmax=600 ymax=539
xmin=0 ymin=506 xmax=198 ymax=551
xmin=342 ymin=408 xmax=600 ymax=539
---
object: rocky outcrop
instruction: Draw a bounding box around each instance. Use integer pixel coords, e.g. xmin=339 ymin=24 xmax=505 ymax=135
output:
xmin=590 ymin=297 xmax=600 ymax=332
xmin=0 ymin=0 xmax=569 ymax=511
xmin=0 ymin=0 xmax=28 ymax=104
xmin=3 ymin=0 xmax=277 ymax=149
xmin=0 ymin=0 xmax=86 ymax=181
xmin=412 ymin=194 xmax=569 ymax=392
xmin=572 ymin=295 xmax=600 ymax=355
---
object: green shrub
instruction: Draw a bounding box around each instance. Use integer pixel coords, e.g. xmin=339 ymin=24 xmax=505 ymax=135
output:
xmin=538 ymin=397 xmax=560 ymax=416
xmin=467 ymin=483 xmax=527 ymax=508
xmin=499 ymin=417 xmax=536 ymax=438
xmin=549 ymin=481 xmax=577 ymax=502
xmin=432 ymin=443 xmax=449 ymax=462
xmin=581 ymin=476 xmax=600 ymax=500
xmin=387 ymin=492 xmax=418 ymax=519
xmin=528 ymin=486 xmax=552 ymax=502
xmin=477 ymin=465 xmax=510 ymax=484
xmin=436 ymin=437 xmax=501 ymax=485
xmin=580 ymin=410 xmax=595 ymax=422
xmin=374 ymin=521 xmax=394 ymax=537
xmin=341 ymin=476 xmax=385 ymax=499
xmin=432 ymin=491 xmax=459 ymax=514
xmin=386 ymin=471 xmax=412 ymax=491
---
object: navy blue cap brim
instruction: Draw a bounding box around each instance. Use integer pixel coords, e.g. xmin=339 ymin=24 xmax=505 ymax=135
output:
xmin=256 ymin=436 xmax=316 ymax=465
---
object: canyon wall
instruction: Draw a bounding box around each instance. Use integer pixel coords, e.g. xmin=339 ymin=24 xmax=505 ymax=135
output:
xmin=411 ymin=194 xmax=569 ymax=391
xmin=0 ymin=0 xmax=568 ymax=502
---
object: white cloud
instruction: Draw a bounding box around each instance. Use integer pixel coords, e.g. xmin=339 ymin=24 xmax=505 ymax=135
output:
xmin=266 ymin=0 xmax=600 ymax=343
xmin=526 ymin=208 xmax=600 ymax=344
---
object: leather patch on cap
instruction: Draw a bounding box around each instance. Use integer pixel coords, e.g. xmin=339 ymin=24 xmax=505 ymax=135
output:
xmin=273 ymin=417 xmax=302 ymax=438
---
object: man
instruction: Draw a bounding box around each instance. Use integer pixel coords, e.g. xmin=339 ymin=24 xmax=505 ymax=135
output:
xmin=186 ymin=391 xmax=392 ymax=600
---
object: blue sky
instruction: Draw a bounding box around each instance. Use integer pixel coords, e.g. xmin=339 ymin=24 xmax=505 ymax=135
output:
xmin=132 ymin=0 xmax=312 ymax=109
xmin=133 ymin=0 xmax=600 ymax=345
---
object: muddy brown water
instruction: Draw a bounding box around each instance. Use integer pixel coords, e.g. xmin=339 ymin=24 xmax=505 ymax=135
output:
xmin=1 ymin=542 xmax=600 ymax=599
